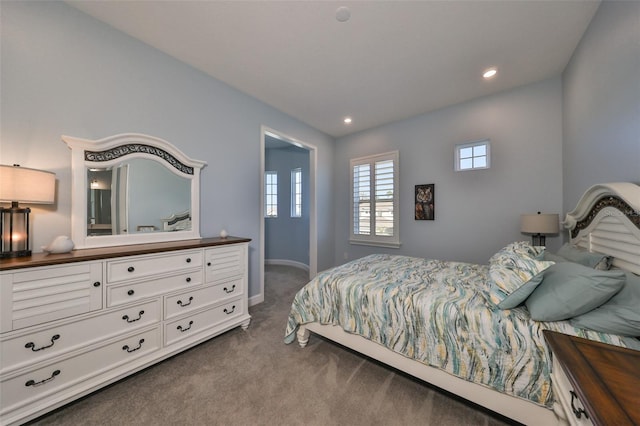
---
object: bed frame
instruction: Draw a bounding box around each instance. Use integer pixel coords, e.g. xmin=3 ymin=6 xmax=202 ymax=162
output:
xmin=295 ymin=182 xmax=640 ymax=425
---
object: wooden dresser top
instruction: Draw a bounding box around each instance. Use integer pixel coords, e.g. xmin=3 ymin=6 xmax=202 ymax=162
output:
xmin=0 ymin=236 xmax=251 ymax=271
xmin=544 ymin=330 xmax=640 ymax=426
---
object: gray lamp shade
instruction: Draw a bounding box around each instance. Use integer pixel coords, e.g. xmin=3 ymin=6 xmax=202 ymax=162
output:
xmin=0 ymin=165 xmax=56 ymax=204
xmin=520 ymin=213 xmax=559 ymax=235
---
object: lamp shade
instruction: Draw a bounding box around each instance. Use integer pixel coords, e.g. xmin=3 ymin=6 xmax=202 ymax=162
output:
xmin=520 ymin=213 xmax=559 ymax=234
xmin=0 ymin=165 xmax=55 ymax=204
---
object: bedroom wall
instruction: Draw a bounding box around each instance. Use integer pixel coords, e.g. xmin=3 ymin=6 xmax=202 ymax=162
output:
xmin=265 ymin=146 xmax=310 ymax=268
xmin=562 ymin=0 xmax=640 ymax=211
xmin=333 ymin=78 xmax=564 ymax=266
xmin=0 ymin=1 xmax=335 ymax=301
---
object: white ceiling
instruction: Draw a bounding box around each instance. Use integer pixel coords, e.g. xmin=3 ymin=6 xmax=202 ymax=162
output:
xmin=67 ymin=0 xmax=600 ymax=138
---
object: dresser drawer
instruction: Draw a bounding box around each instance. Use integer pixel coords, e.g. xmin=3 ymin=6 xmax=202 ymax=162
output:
xmin=165 ymin=299 xmax=244 ymax=346
xmin=2 ymin=263 xmax=103 ymax=332
xmin=107 ymin=250 xmax=203 ymax=283
xmin=1 ymin=300 xmax=160 ymax=374
xmin=552 ymin=357 xmax=594 ymax=426
xmin=107 ymin=270 xmax=202 ymax=307
xmin=0 ymin=327 xmax=160 ymax=414
xmin=205 ymin=245 xmax=245 ymax=283
xmin=164 ymin=277 xmax=244 ymax=320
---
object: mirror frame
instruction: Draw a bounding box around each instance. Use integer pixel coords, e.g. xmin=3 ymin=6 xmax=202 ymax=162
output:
xmin=63 ymin=133 xmax=207 ymax=249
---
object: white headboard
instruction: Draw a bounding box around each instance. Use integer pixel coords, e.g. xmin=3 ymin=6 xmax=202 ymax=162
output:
xmin=563 ymin=182 xmax=640 ymax=275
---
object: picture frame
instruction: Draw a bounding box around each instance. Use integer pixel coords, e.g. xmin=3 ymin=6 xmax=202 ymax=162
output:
xmin=415 ymin=184 xmax=434 ymax=220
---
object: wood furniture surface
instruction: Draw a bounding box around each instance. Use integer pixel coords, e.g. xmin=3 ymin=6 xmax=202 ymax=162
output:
xmin=0 ymin=237 xmax=251 ymax=425
xmin=544 ymin=330 xmax=640 ymax=426
xmin=0 ymin=236 xmax=249 ymax=271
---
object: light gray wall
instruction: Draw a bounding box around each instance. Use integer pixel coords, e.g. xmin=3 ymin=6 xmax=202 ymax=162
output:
xmin=562 ymin=0 xmax=640 ymax=211
xmin=0 ymin=1 xmax=335 ymax=300
xmin=334 ymin=78 xmax=564 ymax=265
xmin=265 ymin=146 xmax=310 ymax=266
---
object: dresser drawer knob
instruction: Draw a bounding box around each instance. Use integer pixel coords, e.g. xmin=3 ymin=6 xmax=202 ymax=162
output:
xmin=207 ymin=262 xmax=211 ymax=267
xmin=186 ymin=257 xmax=192 ymax=263
xmin=122 ymin=339 xmax=145 ymax=353
xmin=223 ymin=305 xmax=236 ymax=315
xmin=25 ymin=369 xmax=61 ymax=387
xmin=25 ymin=334 xmax=60 ymax=352
xmin=93 ymin=281 xmax=101 ymax=287
xmin=570 ymin=391 xmax=589 ymax=420
xmin=177 ymin=297 xmax=193 ymax=307
xmin=177 ymin=321 xmax=194 ymax=332
xmin=127 ymin=266 xmax=135 ymax=273
xmin=127 ymin=289 xmax=135 ymax=296
xmin=186 ymin=277 xmax=192 ymax=283
xmin=223 ymin=285 xmax=236 ymax=294
xmin=122 ymin=310 xmax=145 ymax=323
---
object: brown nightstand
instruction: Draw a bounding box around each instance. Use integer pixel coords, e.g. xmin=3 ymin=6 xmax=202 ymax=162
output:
xmin=544 ymin=330 xmax=640 ymax=426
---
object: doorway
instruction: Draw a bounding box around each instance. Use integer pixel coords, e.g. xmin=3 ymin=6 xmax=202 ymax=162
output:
xmin=256 ymin=126 xmax=317 ymax=306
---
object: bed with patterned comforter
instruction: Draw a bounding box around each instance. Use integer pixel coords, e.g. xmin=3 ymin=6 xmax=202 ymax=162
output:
xmin=284 ymin=254 xmax=630 ymax=407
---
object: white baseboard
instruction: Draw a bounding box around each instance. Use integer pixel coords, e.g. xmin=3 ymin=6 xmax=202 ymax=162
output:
xmin=265 ymin=259 xmax=310 ymax=272
xmin=248 ymin=293 xmax=264 ymax=307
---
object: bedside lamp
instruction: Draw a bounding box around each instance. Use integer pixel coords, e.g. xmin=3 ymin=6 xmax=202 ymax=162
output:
xmin=520 ymin=212 xmax=559 ymax=246
xmin=0 ymin=164 xmax=56 ymax=258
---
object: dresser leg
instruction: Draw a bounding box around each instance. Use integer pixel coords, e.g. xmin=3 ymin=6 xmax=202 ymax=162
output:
xmin=240 ymin=318 xmax=251 ymax=330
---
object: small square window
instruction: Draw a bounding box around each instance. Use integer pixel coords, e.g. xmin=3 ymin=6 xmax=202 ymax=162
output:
xmin=455 ymin=140 xmax=490 ymax=171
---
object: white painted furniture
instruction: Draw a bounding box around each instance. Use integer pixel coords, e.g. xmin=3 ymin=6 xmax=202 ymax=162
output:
xmin=295 ymin=182 xmax=640 ymax=425
xmin=0 ymin=237 xmax=250 ymax=426
xmin=62 ymin=133 xmax=207 ymax=250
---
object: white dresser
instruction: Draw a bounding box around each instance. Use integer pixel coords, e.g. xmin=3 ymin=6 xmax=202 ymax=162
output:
xmin=0 ymin=237 xmax=251 ymax=426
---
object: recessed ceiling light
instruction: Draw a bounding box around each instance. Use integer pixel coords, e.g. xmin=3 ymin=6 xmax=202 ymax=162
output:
xmin=483 ymin=68 xmax=498 ymax=79
xmin=344 ymin=117 xmax=352 ymax=124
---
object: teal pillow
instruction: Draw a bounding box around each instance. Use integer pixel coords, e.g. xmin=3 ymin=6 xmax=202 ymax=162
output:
xmin=556 ymin=243 xmax=612 ymax=270
xmin=488 ymin=252 xmax=554 ymax=309
xmin=525 ymin=262 xmax=625 ymax=321
xmin=497 ymin=270 xmax=546 ymax=309
xmin=570 ymin=271 xmax=640 ymax=336
xmin=543 ymin=252 xmax=566 ymax=263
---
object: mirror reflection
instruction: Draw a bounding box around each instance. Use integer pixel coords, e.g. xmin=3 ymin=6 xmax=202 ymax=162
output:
xmin=86 ymin=158 xmax=191 ymax=237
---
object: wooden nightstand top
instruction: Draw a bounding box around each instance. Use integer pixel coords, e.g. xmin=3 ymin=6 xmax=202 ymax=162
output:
xmin=544 ymin=330 xmax=640 ymax=426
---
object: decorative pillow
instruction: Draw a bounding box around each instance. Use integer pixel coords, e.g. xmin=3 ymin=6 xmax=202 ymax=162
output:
xmin=489 ymin=241 xmax=545 ymax=264
xmin=570 ymin=271 xmax=640 ymax=336
xmin=556 ymin=243 xmax=612 ymax=270
xmin=525 ymin=262 xmax=626 ymax=321
xmin=488 ymin=252 xmax=554 ymax=309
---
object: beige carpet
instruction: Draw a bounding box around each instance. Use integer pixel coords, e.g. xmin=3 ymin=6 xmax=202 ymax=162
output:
xmin=28 ymin=265 xmax=511 ymax=426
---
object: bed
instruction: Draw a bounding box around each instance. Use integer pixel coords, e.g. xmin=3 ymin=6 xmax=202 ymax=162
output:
xmin=284 ymin=182 xmax=640 ymax=425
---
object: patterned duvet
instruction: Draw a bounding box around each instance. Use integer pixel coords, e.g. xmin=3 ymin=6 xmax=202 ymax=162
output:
xmin=284 ymin=254 xmax=630 ymax=407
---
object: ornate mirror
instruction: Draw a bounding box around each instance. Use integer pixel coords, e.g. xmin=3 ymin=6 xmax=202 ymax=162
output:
xmin=63 ymin=133 xmax=207 ymax=249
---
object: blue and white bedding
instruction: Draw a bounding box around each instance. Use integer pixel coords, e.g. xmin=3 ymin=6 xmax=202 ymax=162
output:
xmin=284 ymin=254 xmax=631 ymax=407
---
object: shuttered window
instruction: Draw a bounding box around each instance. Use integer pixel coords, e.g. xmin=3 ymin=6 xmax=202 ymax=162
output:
xmin=350 ymin=151 xmax=400 ymax=247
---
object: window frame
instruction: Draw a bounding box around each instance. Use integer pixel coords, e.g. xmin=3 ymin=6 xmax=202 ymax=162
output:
xmin=290 ymin=167 xmax=302 ymax=218
xmin=455 ymin=139 xmax=491 ymax=171
xmin=349 ymin=151 xmax=400 ymax=248
xmin=264 ymin=170 xmax=278 ymax=218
